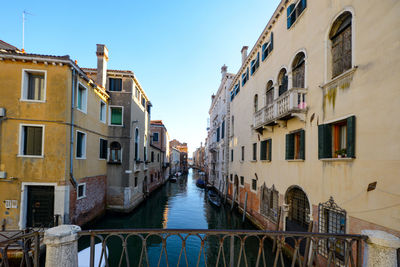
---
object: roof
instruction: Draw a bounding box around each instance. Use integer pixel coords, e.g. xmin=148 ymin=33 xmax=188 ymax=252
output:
xmin=82 ymin=68 xmax=134 ymax=74
xmin=0 ymin=40 xmax=19 ymax=51
xmin=151 ymin=120 xmax=164 ymax=125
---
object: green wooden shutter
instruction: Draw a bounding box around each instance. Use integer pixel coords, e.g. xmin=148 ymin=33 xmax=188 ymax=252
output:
xmin=347 ymin=116 xmax=356 ymax=158
xmin=299 ymin=130 xmax=305 ymax=160
xmin=268 ymin=139 xmax=272 ymax=161
xmin=285 ymin=134 xmax=294 ymax=160
xmin=260 ymin=140 xmax=267 ymax=160
xmin=270 ymin=32 xmax=274 ymax=51
xmin=318 ymin=124 xmax=332 ymax=159
xmin=111 ymin=108 xmax=122 ymax=125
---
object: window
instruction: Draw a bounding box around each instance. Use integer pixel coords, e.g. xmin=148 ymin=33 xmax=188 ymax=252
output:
xmin=100 ymin=101 xmax=106 ymax=123
xmin=230 ymin=174 xmax=233 ymax=182
xmin=287 ymin=0 xmax=307 ymax=29
xmin=240 ymin=176 xmax=244 ymax=186
xmin=251 ymin=179 xmax=257 ymax=191
xmin=330 ymin=11 xmax=352 ymax=78
xmin=221 ymin=120 xmax=225 ymax=139
xmin=76 ymin=131 xmax=86 ymax=159
xmin=230 ymin=91 xmax=235 ymax=101
xmin=135 ymin=129 xmax=139 ymax=160
xmin=252 ymin=143 xmax=257 ymax=161
xmin=250 ymin=53 xmax=260 ymax=75
xmin=260 ymin=139 xmax=272 ymax=161
xmin=151 ymin=151 xmax=154 ymax=162
xmin=157 ymin=153 xmax=160 ymax=162
xmin=134 ymin=177 xmax=138 ymax=187
xmin=141 ymin=97 xmax=146 ymax=107
xmin=241 ymin=146 xmax=245 ymax=161
xmin=278 ymin=69 xmax=288 ymax=96
xmin=231 ymin=149 xmax=234 ymax=162
xmin=109 ymin=78 xmax=122 ymax=91
xmin=135 ymin=87 xmax=139 ymax=99
xmin=318 ymin=116 xmax=355 ymax=159
xmin=241 ymin=68 xmax=249 ymax=86
xmin=110 ymin=141 xmax=122 ymax=163
xmin=254 ymin=94 xmax=258 ymax=112
xmin=216 ymin=127 xmax=220 ymax=142
xmin=20 ymin=125 xmax=44 ymax=156
xmin=99 ymin=138 xmax=108 ymax=159
xmin=151 ymin=174 xmax=154 ymax=183
xmin=262 ymin=33 xmax=274 ymax=61
xmin=266 ymin=81 xmax=274 ymax=106
xmin=234 ymin=82 xmax=240 ymax=96
xmin=153 ymin=132 xmax=159 ymax=142
xmin=286 ymin=130 xmax=305 ymax=160
xmin=292 ymin=52 xmax=305 ymax=88
xmin=77 ymin=83 xmax=87 ymax=112
xmin=144 ymin=146 xmax=147 ymax=162
xmin=22 ymin=70 xmax=45 ymax=101
xmin=231 ymin=116 xmax=234 ymax=136
xmin=77 ymin=183 xmax=86 ymax=199
xmin=109 ymin=106 xmax=123 ymax=126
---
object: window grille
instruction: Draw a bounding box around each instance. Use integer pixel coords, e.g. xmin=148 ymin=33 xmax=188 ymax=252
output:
xmin=286 ymin=187 xmax=310 ymax=230
xmin=260 ymin=183 xmax=279 ymax=222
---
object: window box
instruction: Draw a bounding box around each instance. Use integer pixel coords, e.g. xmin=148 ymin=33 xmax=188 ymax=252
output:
xmin=21 ymin=69 xmax=46 ymax=102
xmin=318 ymin=116 xmax=355 ymax=159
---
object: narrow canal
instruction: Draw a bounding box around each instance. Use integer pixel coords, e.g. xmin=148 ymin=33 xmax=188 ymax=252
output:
xmin=78 ymin=169 xmax=284 ymax=266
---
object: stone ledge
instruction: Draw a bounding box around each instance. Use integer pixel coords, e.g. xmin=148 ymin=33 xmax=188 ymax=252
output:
xmin=361 ymin=230 xmax=400 ymax=248
xmin=44 ymin=225 xmax=81 ymax=245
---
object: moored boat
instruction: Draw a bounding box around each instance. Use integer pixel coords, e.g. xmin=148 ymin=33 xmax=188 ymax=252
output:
xmin=196 ymin=179 xmax=206 ymax=188
xmin=208 ymin=190 xmax=221 ymax=207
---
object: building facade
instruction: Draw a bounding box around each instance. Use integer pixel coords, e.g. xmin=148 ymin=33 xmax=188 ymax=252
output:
xmin=150 ymin=120 xmax=170 ymax=180
xmin=207 ymin=65 xmax=234 ymax=195
xmin=83 ymin=44 xmax=152 ymax=213
xmin=224 ymin=0 xmax=400 ymax=239
xmin=0 ymin=43 xmax=109 ymax=229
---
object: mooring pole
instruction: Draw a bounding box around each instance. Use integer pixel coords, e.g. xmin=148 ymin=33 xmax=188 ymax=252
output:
xmin=224 ymin=181 xmax=228 ymax=204
xmin=242 ymin=192 xmax=248 ymax=222
xmin=231 ymin=187 xmax=236 ymax=210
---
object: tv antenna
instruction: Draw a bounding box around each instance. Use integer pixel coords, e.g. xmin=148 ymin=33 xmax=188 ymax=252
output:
xmin=22 ymin=10 xmax=34 ymax=51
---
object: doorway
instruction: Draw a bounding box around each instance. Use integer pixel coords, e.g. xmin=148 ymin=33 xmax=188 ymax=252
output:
xmin=26 ymin=186 xmax=54 ymax=228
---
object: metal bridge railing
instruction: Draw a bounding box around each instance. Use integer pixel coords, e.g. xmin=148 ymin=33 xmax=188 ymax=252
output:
xmin=78 ymin=229 xmax=366 ymax=267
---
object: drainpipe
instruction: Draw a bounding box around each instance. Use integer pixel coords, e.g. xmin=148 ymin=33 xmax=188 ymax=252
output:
xmin=69 ymin=69 xmax=77 ymax=188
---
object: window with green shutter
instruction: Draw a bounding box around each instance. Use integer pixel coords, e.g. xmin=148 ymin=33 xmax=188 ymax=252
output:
xmin=252 ymin=143 xmax=257 ymax=161
xmin=110 ymin=107 xmax=123 ymax=126
xmin=287 ymin=0 xmax=307 ymax=29
xmin=318 ymin=116 xmax=355 ymax=159
xmin=286 ymin=130 xmax=305 ymax=160
xmin=260 ymin=139 xmax=272 ymax=161
xmin=99 ymin=138 xmax=108 ymax=159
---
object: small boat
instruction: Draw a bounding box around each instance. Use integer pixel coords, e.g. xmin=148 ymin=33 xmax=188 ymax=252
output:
xmin=170 ymin=177 xmax=177 ymax=183
xmin=208 ymin=190 xmax=221 ymax=207
xmin=196 ymin=179 xmax=206 ymax=188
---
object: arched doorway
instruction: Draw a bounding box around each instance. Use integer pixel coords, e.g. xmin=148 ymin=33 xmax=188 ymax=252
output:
xmin=285 ymin=186 xmax=310 ymax=232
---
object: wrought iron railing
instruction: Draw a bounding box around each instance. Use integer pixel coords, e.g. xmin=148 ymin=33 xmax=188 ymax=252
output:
xmin=78 ymin=229 xmax=366 ymax=267
xmin=0 ymin=231 xmax=44 ymax=267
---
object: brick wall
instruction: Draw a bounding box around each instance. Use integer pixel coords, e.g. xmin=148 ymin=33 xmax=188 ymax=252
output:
xmin=69 ymin=175 xmax=106 ymax=226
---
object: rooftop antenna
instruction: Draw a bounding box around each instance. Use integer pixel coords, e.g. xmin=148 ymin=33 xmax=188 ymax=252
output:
xmin=22 ymin=10 xmax=33 ymax=51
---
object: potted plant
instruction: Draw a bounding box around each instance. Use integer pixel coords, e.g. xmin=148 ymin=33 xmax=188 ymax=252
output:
xmin=335 ymin=148 xmax=347 ymax=158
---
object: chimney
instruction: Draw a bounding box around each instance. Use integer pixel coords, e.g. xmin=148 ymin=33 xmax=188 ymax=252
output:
xmin=96 ymin=44 xmax=109 ymax=88
xmin=221 ymin=64 xmax=227 ymax=79
xmin=241 ymin=46 xmax=248 ymax=65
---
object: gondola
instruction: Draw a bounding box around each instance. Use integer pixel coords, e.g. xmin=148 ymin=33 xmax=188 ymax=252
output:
xmin=196 ymin=179 xmax=206 ymax=188
xmin=207 ymin=190 xmax=221 ymax=207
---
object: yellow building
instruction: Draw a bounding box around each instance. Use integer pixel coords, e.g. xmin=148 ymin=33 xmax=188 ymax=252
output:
xmin=225 ymin=0 xmax=400 ymax=240
xmin=0 ymin=42 xmax=110 ymax=229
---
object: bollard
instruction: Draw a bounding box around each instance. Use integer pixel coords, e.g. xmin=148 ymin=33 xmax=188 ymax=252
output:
xmin=44 ymin=225 xmax=81 ymax=267
xmin=361 ymin=230 xmax=400 ymax=267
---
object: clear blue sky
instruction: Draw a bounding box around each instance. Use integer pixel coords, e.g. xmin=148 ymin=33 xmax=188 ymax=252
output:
xmin=1 ymin=0 xmax=280 ymax=155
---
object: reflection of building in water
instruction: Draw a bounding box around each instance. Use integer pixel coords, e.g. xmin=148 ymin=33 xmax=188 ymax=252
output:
xmin=162 ymin=203 xmax=169 ymax=229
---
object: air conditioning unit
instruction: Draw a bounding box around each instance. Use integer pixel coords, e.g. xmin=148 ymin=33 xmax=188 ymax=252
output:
xmin=0 ymin=172 xmax=6 ymax=179
xmin=0 ymin=108 xmax=5 ymax=117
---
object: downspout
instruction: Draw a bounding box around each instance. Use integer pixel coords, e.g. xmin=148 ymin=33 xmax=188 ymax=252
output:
xmin=69 ymin=69 xmax=77 ymax=188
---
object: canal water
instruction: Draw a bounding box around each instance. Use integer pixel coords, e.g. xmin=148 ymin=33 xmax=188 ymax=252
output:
xmin=78 ymin=169 xmax=284 ymax=266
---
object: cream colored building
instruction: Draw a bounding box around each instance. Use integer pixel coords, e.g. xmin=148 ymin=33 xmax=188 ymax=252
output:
xmin=207 ymin=65 xmax=234 ymax=193
xmin=226 ymin=0 xmax=400 ymax=239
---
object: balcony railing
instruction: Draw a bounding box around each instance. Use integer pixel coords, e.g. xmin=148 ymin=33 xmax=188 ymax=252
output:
xmin=254 ymin=88 xmax=307 ymax=130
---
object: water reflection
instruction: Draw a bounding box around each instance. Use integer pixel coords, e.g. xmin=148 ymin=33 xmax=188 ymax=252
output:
xmin=79 ymin=169 xmax=285 ymax=266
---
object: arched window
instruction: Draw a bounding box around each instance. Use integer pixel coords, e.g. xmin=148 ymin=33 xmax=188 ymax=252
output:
xmin=110 ymin=142 xmax=121 ymax=163
xmin=286 ymin=187 xmax=310 ymax=231
xmin=292 ymin=52 xmax=305 ymax=88
xmin=265 ymin=80 xmax=274 ymax=106
xmin=330 ymin=11 xmax=352 ymax=78
xmin=254 ymin=94 xmax=258 ymax=112
xmin=278 ymin=69 xmax=288 ymax=96
xmin=135 ymin=129 xmax=139 ymax=161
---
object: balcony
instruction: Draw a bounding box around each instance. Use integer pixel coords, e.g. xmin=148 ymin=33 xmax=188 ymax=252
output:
xmin=253 ymin=87 xmax=307 ymax=132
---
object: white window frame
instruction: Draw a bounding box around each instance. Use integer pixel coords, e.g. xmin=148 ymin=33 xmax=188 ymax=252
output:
xmin=109 ymin=105 xmax=124 ymax=127
xmin=251 ymin=179 xmax=258 ymax=193
xmin=18 ymin=123 xmax=45 ymax=158
xmin=100 ymin=100 xmax=107 ymax=123
xmin=76 ymin=82 xmax=88 ymax=114
xmin=239 ymin=176 xmax=245 ymax=188
xmin=77 ymin=183 xmax=86 ymax=200
xmin=20 ymin=69 xmax=47 ymax=102
xmin=99 ymin=138 xmax=107 ymax=160
xmin=75 ymin=130 xmax=87 ymax=159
